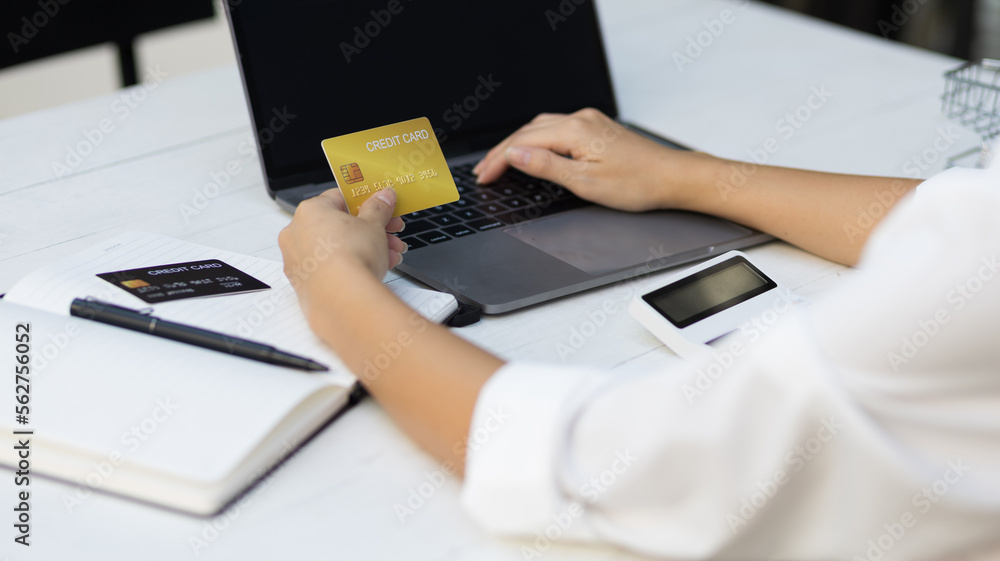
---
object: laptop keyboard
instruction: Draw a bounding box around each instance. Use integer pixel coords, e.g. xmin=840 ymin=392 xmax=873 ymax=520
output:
xmin=399 ymin=163 xmax=588 ymax=250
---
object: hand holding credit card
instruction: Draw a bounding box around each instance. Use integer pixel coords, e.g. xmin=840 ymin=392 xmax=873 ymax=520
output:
xmin=321 ymin=117 xmax=459 ymax=217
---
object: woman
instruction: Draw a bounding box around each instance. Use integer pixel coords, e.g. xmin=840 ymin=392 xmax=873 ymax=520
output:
xmin=278 ymin=109 xmax=1000 ymax=560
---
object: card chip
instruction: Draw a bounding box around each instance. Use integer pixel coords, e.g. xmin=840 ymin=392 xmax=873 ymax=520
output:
xmin=121 ymin=279 xmax=150 ymax=288
xmin=340 ymin=162 xmax=364 ymax=184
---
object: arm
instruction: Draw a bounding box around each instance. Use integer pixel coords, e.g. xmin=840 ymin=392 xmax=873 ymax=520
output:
xmin=277 ymin=116 xmax=999 ymax=559
xmin=279 ymin=109 xmax=922 ymax=475
xmin=473 ymin=108 xmax=921 ymax=266
xmin=462 ymin=171 xmax=1000 ymax=559
xmin=278 ymin=189 xmax=502 ymax=474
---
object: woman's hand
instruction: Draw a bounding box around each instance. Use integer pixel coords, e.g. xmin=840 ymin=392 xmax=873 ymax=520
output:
xmin=278 ymin=187 xmax=501 ymax=475
xmin=473 ymin=107 xmax=922 ymax=265
xmin=278 ymin=188 xmax=406 ymax=321
xmin=472 ymin=108 xmax=714 ymax=212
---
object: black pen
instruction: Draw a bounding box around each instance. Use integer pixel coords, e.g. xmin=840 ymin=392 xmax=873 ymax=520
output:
xmin=69 ymin=298 xmax=328 ymax=372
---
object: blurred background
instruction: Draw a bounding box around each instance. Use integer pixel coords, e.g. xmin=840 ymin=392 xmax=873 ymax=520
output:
xmin=0 ymin=0 xmax=233 ymax=119
xmin=761 ymin=0 xmax=1000 ymax=60
xmin=0 ymin=0 xmax=998 ymax=120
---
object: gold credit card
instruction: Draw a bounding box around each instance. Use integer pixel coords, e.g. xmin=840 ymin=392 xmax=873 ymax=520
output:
xmin=321 ymin=117 xmax=459 ymax=217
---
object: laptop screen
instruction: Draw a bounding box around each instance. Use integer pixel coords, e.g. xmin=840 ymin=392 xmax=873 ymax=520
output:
xmin=226 ymin=0 xmax=618 ymax=193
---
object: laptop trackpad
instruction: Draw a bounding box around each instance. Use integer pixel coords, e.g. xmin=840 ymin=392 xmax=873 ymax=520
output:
xmin=503 ymin=206 xmax=752 ymax=276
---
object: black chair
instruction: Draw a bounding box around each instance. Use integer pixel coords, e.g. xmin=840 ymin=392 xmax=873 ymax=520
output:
xmin=0 ymin=0 xmax=214 ymax=86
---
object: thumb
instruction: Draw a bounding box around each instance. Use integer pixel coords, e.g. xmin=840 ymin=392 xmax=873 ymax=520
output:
xmin=358 ymin=188 xmax=397 ymax=226
xmin=505 ymin=146 xmax=586 ymax=187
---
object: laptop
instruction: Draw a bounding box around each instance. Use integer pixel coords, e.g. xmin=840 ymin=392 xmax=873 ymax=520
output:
xmin=224 ymin=0 xmax=772 ymax=313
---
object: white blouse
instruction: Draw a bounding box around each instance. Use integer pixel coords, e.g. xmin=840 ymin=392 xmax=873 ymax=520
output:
xmin=460 ymin=162 xmax=1000 ymax=560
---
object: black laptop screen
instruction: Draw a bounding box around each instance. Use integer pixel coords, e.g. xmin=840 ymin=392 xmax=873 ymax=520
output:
xmin=226 ymin=0 xmax=618 ymax=192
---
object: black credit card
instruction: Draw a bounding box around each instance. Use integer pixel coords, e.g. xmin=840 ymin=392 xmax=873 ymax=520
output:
xmin=96 ymin=259 xmax=270 ymax=304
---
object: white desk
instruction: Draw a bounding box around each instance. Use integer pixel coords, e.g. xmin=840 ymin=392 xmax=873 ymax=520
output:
xmin=0 ymin=1 xmax=978 ymax=559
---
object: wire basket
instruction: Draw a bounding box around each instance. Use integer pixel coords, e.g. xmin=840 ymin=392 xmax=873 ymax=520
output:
xmin=942 ymin=58 xmax=1000 ymax=168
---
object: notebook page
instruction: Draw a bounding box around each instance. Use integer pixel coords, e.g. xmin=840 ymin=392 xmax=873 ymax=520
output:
xmin=4 ymin=232 xmax=355 ymax=383
xmin=5 ymin=231 xmax=457 ymax=385
xmin=0 ymin=301 xmax=345 ymax=483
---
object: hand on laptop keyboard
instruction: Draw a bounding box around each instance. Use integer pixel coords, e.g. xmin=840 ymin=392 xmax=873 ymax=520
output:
xmin=398 ymin=164 xmax=588 ymax=251
xmin=471 ymin=108 xmax=702 ymax=213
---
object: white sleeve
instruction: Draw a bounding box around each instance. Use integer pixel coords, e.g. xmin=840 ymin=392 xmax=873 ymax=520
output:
xmin=461 ymin=167 xmax=1000 ymax=560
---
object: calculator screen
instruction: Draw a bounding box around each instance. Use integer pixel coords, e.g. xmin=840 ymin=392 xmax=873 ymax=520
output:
xmin=644 ymin=257 xmax=776 ymax=328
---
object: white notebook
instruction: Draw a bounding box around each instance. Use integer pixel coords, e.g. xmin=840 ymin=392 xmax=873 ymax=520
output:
xmin=0 ymin=232 xmax=457 ymax=515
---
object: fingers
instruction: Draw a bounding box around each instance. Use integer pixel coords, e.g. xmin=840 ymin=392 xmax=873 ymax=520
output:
xmin=386 ymin=216 xmax=404 ymax=234
xmin=503 ymin=146 xmax=588 ymax=187
xmin=473 ymin=154 xmax=510 ymax=184
xmin=475 ymin=128 xmax=564 ymax=184
xmin=312 ymin=188 xmax=349 ymax=213
xmin=387 ymin=232 xmax=407 ymax=254
xmin=472 ymin=109 xmax=610 ymax=184
xmin=472 ymin=113 xmax=567 ymax=180
xmin=387 ymin=233 xmax=407 ymax=269
xmin=361 ymin=190 xmax=406 ymax=270
xmin=358 ymin=187 xmax=397 ymax=227
xmin=314 ymin=186 xmax=399 ymax=233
